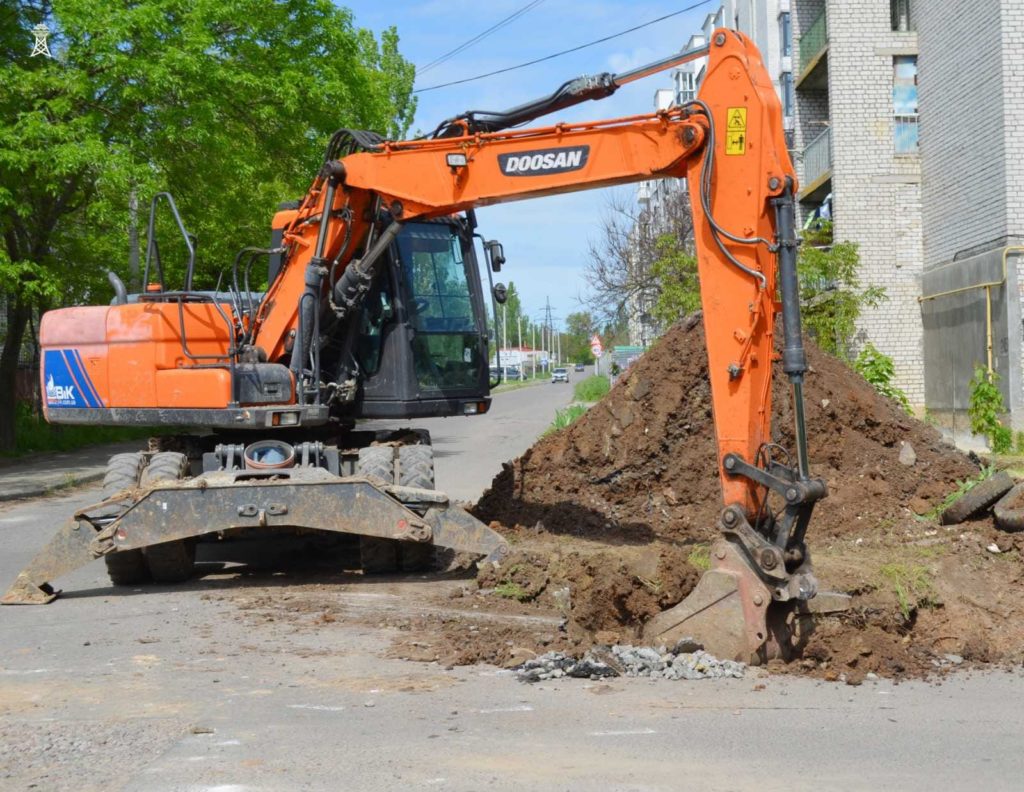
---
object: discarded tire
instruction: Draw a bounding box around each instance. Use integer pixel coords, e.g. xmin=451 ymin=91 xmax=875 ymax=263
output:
xmin=101 ymin=452 xmax=149 ymax=586
xmin=940 ymin=470 xmax=1014 ymax=525
xmin=993 ymin=483 xmax=1024 ymax=533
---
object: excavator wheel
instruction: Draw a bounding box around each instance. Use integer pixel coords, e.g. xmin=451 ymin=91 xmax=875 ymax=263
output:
xmin=358 ymin=446 xmax=401 ymax=574
xmin=140 ymin=452 xmax=196 ymax=584
xmin=357 ymin=444 xmax=437 ymax=574
xmin=397 ymin=444 xmax=436 ymax=573
xmin=101 ymin=452 xmax=150 ymax=586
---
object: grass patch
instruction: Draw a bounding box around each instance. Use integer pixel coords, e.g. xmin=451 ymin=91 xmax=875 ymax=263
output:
xmin=5 ymin=403 xmax=156 ymax=458
xmin=687 ymin=544 xmax=711 ymax=571
xmin=573 ymin=375 xmax=610 ymax=403
xmin=925 ymin=466 xmax=995 ymax=521
xmin=879 ymin=562 xmax=936 ymax=619
xmin=494 ymin=581 xmax=531 ymax=602
xmin=543 ymin=404 xmax=588 ymax=436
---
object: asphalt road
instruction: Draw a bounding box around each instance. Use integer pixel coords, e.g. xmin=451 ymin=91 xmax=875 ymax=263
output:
xmin=1 ymin=381 xmax=1022 ymax=791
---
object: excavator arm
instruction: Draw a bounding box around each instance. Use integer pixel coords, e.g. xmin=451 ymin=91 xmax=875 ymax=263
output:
xmin=252 ymin=29 xmax=825 ymax=661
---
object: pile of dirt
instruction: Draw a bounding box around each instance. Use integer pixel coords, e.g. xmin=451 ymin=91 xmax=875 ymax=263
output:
xmin=476 ymin=317 xmax=977 ymax=543
xmin=472 ymin=318 xmax=1024 ymax=681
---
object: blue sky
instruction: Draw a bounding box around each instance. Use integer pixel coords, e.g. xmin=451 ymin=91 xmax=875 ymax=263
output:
xmin=342 ymin=0 xmax=715 ymax=330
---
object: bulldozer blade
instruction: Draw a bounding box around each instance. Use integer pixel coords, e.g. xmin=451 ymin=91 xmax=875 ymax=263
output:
xmin=643 ymin=539 xmax=777 ymax=664
xmin=1 ymin=516 xmax=101 ymax=605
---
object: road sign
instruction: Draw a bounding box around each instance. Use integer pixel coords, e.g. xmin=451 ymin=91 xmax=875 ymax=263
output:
xmin=590 ymin=334 xmax=603 ymax=358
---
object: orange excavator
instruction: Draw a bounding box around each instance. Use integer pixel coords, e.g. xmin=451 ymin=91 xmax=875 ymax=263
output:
xmin=3 ymin=30 xmax=825 ymax=664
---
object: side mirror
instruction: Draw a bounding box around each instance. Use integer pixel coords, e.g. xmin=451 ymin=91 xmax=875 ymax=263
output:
xmin=493 ymin=282 xmax=508 ymax=304
xmin=485 ymin=240 xmax=506 ymax=272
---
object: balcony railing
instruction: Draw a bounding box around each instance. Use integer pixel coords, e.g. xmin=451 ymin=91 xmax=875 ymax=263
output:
xmin=802 ymin=127 xmax=832 ymax=189
xmin=799 ymin=8 xmax=827 ymax=75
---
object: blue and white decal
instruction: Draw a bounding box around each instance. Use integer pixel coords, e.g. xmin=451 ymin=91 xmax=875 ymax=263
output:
xmin=43 ymin=349 xmax=103 ymax=408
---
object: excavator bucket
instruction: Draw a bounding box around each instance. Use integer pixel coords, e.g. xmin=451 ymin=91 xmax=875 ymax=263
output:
xmin=644 ymin=540 xmax=783 ymax=664
xmin=2 ymin=471 xmax=509 ymax=605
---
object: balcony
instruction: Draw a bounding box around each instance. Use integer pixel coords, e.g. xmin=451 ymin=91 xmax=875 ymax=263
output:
xmin=796 ymin=8 xmax=828 ymax=90
xmin=799 ymin=127 xmax=831 ymax=202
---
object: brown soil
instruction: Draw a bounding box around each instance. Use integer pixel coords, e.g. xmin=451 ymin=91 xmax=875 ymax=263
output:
xmin=471 ymin=318 xmax=1024 ymax=681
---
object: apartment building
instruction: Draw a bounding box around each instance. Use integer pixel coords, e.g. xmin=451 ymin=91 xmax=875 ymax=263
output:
xmin=914 ymin=0 xmax=1024 ymax=426
xmin=792 ymin=0 xmax=927 ymax=405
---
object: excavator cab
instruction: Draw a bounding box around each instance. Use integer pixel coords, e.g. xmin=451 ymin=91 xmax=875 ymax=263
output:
xmin=349 ymin=217 xmax=494 ymax=419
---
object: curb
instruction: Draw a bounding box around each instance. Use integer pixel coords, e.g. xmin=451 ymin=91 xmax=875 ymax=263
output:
xmin=0 ymin=469 xmax=105 ymax=503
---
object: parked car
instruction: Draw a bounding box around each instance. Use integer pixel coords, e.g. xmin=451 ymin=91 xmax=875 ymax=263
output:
xmin=551 ymin=367 xmax=569 ymax=383
xmin=574 ymin=363 xmax=586 ymax=372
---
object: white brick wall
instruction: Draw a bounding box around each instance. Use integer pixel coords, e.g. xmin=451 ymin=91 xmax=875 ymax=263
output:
xmin=915 ymin=0 xmax=1007 ymax=268
xmin=825 ymin=0 xmax=925 ymax=403
xmin=1002 ymin=0 xmax=1024 ymax=242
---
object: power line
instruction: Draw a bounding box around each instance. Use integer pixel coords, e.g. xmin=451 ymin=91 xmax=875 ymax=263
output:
xmin=417 ymin=0 xmax=546 ymax=76
xmin=413 ymin=0 xmax=714 ymax=93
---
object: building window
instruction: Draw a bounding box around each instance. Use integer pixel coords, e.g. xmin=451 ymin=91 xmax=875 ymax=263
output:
xmin=676 ymin=70 xmax=697 ymax=104
xmin=779 ymin=12 xmax=792 ymax=57
xmin=781 ymin=71 xmax=794 ymax=117
xmin=891 ymin=0 xmax=912 ymax=32
xmin=893 ymin=55 xmax=918 ymax=154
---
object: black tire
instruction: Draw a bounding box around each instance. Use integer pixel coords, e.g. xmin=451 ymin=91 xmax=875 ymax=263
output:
xmin=397 ymin=444 xmax=436 ymax=572
xmin=140 ymin=452 xmax=196 ymax=583
xmin=398 ymin=444 xmax=435 ymax=490
xmin=101 ymin=452 xmax=150 ymax=586
xmin=358 ymin=446 xmax=400 ymax=573
xmin=993 ymin=483 xmax=1024 ymax=533
xmin=940 ymin=470 xmax=1014 ymax=525
xmin=357 ymin=445 xmax=395 ymax=484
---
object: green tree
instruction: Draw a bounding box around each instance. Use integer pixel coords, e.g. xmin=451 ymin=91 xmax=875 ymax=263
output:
xmin=798 ymin=222 xmax=884 ymax=358
xmin=650 ymin=233 xmax=699 ymax=325
xmin=564 ymin=310 xmax=596 ymax=364
xmin=0 ymin=0 xmax=416 ymax=449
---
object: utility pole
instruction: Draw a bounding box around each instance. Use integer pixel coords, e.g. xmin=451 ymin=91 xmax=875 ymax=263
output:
xmin=556 ymin=329 xmax=561 ymax=365
xmin=544 ymin=297 xmax=554 ymax=373
xmin=517 ymin=313 xmax=523 ymax=380
xmin=531 ymin=324 xmax=536 ymax=378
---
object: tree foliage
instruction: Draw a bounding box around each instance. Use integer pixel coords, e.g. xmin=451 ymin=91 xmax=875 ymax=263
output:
xmin=968 ymin=366 xmax=1012 ymax=453
xmin=584 ymin=187 xmax=695 ymax=328
xmin=797 ymin=221 xmax=884 ymax=359
xmin=854 ymin=342 xmax=911 ymax=414
xmin=649 ymin=233 xmax=699 ymax=326
xmin=0 ymin=0 xmax=416 ymax=449
xmin=564 ymin=310 xmax=596 ymax=364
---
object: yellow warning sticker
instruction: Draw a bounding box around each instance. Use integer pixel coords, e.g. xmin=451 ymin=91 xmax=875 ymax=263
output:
xmin=725 ymin=106 xmax=747 ymax=155
xmin=725 ymin=131 xmax=746 ymax=155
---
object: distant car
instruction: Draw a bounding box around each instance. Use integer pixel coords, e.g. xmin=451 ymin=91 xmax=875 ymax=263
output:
xmin=551 ymin=367 xmax=569 ymax=383
xmin=574 ymin=363 xmax=585 ymax=372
